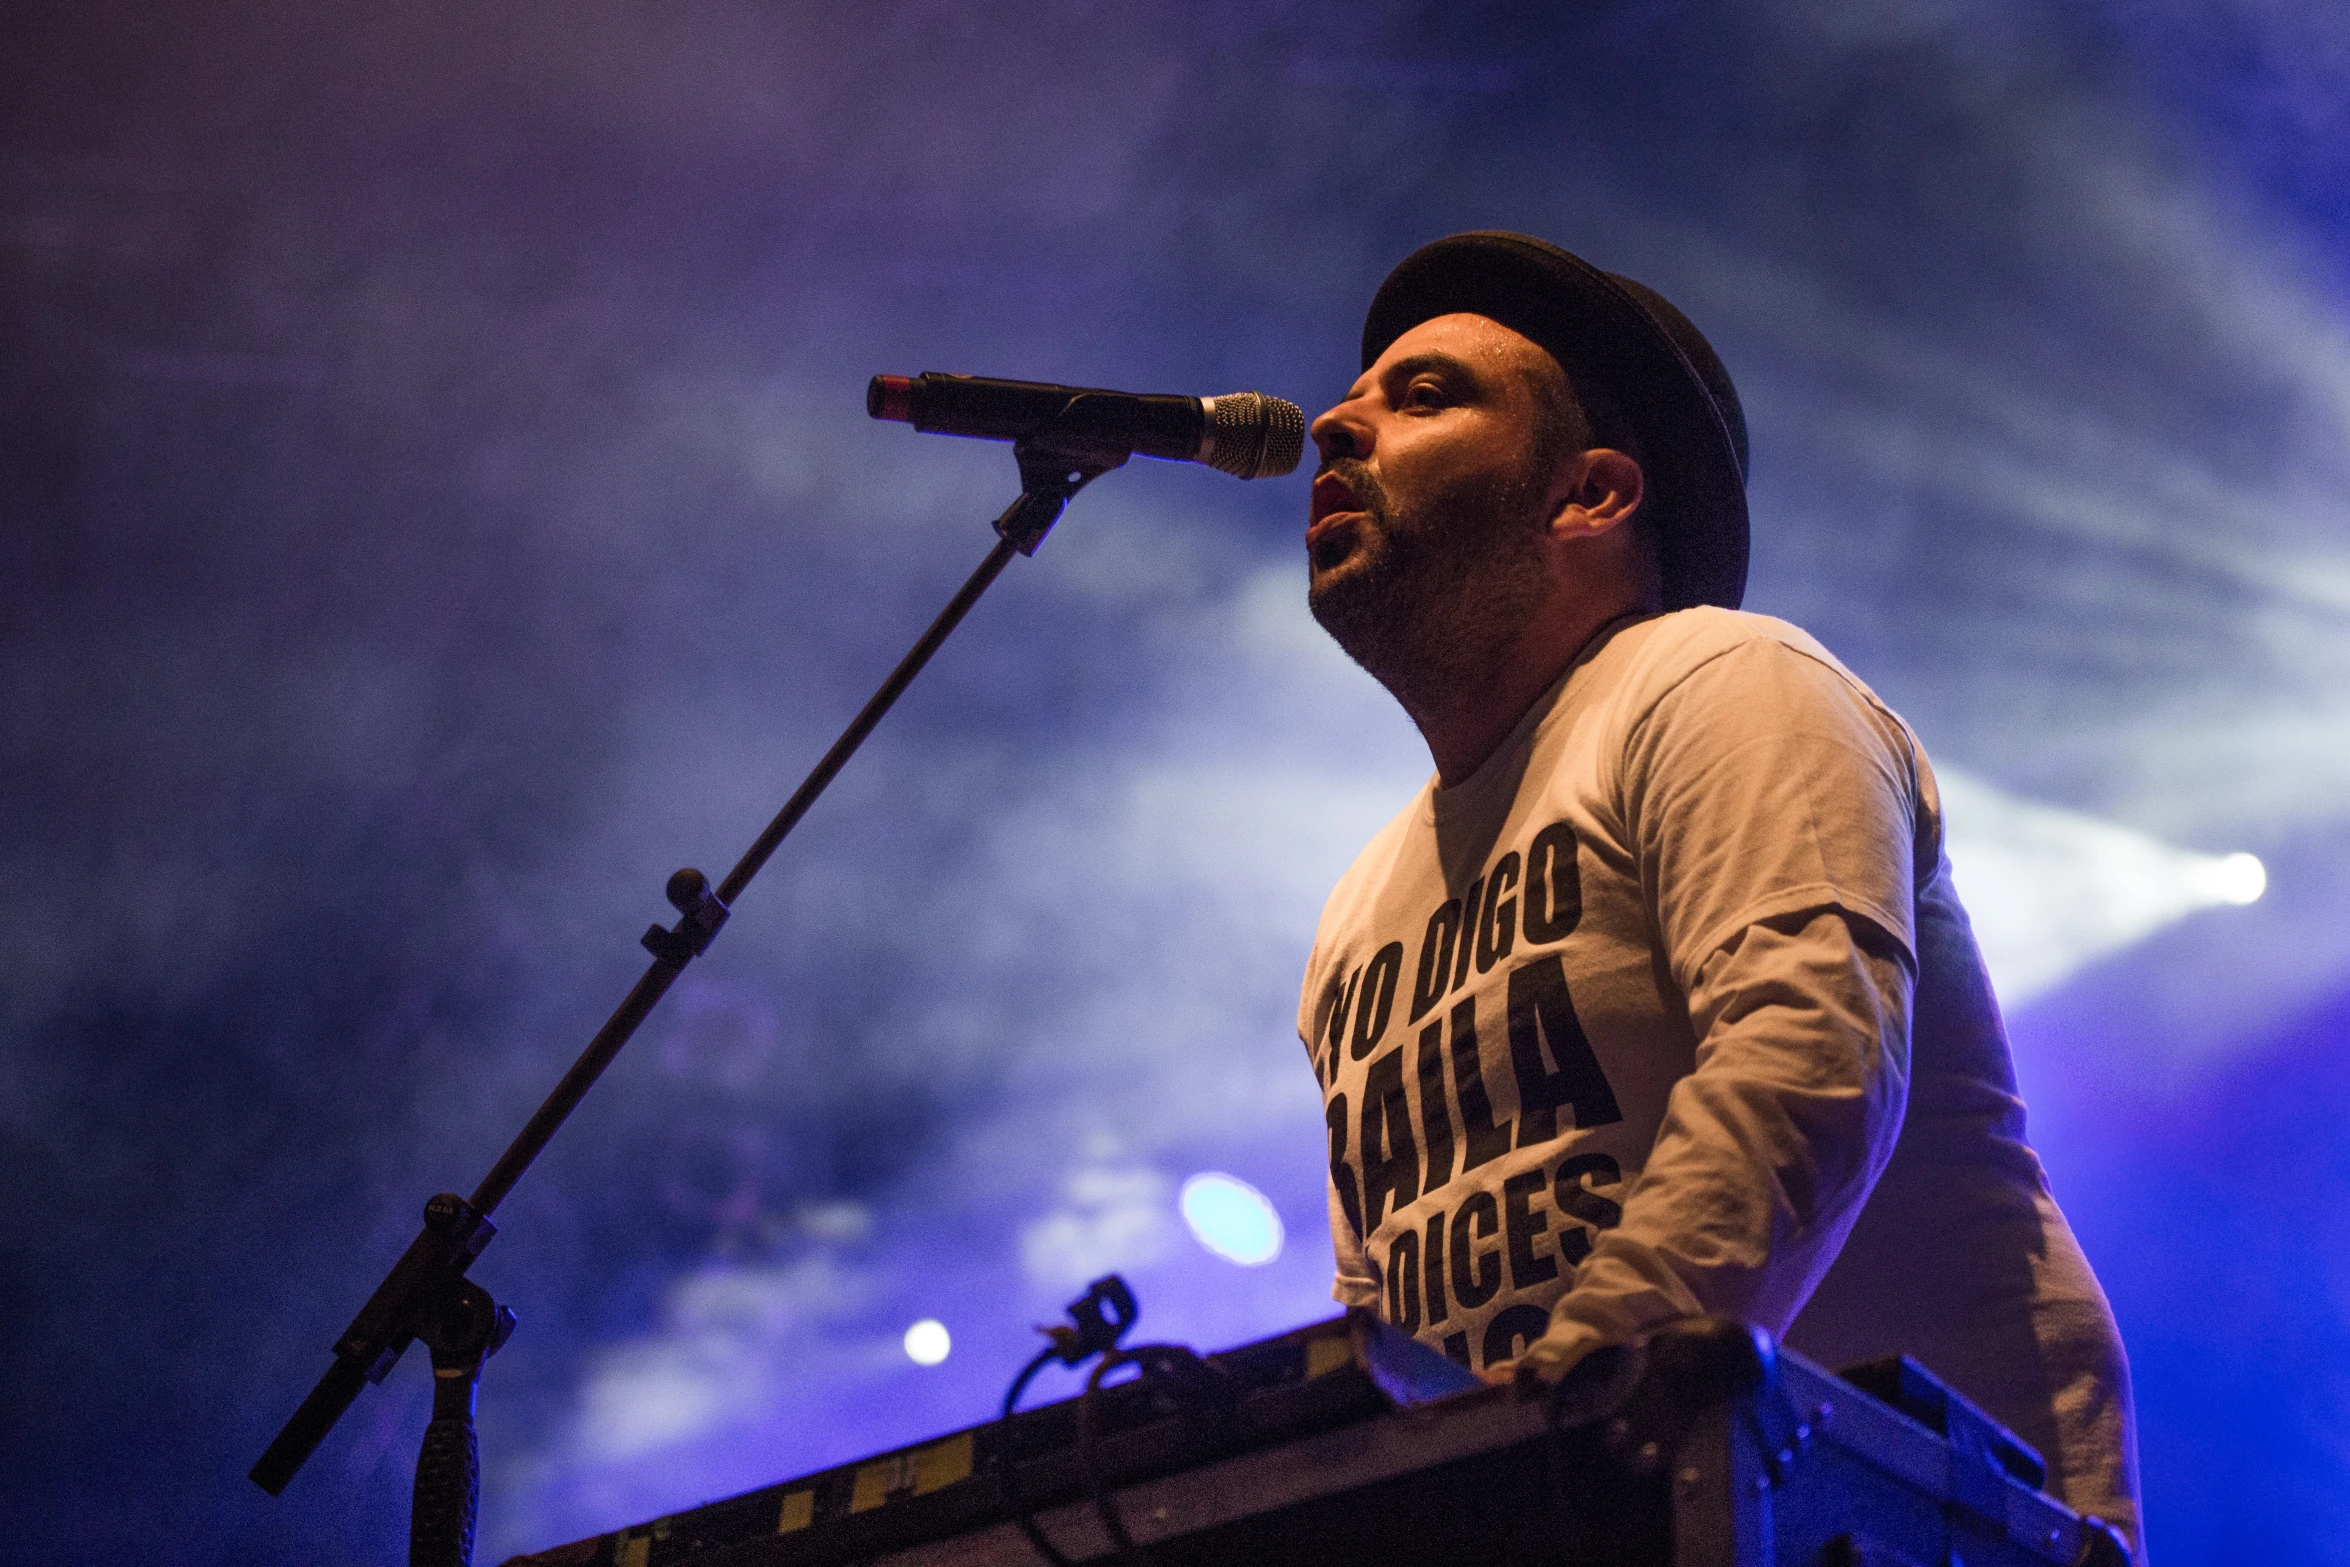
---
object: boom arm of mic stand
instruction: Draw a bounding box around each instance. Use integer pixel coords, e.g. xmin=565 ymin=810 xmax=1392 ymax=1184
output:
xmin=251 ymin=418 xmax=1134 ymax=1499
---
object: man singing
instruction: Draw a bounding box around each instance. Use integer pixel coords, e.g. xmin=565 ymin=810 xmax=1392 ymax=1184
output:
xmin=1297 ymin=231 xmax=2142 ymax=1550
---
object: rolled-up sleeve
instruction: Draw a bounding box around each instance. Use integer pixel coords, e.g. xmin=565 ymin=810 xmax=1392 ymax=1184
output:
xmin=1523 ymin=638 xmax=1925 ymax=1374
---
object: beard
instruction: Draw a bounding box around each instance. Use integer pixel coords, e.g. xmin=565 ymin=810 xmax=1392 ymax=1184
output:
xmin=1307 ymin=456 xmax=1554 ymax=713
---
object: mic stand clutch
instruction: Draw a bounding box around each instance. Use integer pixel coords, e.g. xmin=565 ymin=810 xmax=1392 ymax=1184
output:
xmin=411 ymin=1275 xmax=516 ymax=1567
xmin=250 ymin=409 xmax=1144 ymax=1565
xmin=995 ymin=405 xmax=1132 ymax=554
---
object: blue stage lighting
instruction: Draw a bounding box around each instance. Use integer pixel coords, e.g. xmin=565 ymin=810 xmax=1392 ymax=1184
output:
xmin=1178 ymin=1173 xmax=1284 ymax=1266
xmin=902 ymin=1319 xmax=951 ymax=1366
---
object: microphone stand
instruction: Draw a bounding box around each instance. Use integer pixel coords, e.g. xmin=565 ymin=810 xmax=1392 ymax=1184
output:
xmin=251 ymin=412 xmax=1136 ymax=1567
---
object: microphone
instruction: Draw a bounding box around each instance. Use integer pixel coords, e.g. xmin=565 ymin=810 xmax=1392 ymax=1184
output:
xmin=868 ymin=373 xmax=1305 ymax=480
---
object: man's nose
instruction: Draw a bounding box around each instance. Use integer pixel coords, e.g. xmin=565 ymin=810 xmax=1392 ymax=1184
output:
xmin=1309 ymin=401 xmax=1368 ymax=464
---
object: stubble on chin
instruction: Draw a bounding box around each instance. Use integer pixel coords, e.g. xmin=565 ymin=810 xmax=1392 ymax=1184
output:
xmin=1306 ymin=464 xmax=1422 ymax=686
xmin=1307 ymin=461 xmax=1551 ymax=714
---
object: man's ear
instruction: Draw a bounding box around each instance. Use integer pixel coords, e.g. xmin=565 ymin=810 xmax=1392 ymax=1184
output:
xmin=1549 ymin=448 xmax=1644 ymax=540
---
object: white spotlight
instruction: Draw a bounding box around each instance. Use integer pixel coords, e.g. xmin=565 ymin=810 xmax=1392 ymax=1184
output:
xmin=2203 ymin=852 xmax=2268 ymax=907
xmin=903 ymin=1319 xmax=951 ymax=1366
xmin=1179 ymin=1173 xmax=1284 ymax=1266
xmin=1938 ymin=769 xmax=2274 ymax=1003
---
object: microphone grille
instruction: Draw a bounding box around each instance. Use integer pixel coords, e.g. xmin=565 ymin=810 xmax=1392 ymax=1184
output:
xmin=1203 ymin=392 xmax=1306 ymax=479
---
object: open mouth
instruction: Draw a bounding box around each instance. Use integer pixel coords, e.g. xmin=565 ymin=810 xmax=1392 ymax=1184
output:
xmin=1308 ymin=517 xmax=1361 ymax=572
xmin=1308 ymin=469 xmax=1370 ymax=565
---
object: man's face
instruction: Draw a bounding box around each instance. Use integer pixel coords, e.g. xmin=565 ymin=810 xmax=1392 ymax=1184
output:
xmin=1305 ymin=312 xmax=1566 ymax=690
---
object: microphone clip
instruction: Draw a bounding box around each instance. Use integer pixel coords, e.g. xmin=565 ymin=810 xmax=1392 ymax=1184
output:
xmin=997 ymin=396 xmax=1135 ymax=555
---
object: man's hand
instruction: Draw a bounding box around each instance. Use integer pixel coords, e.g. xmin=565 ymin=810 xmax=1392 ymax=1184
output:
xmin=1482 ymin=1358 xmax=1563 ymax=1390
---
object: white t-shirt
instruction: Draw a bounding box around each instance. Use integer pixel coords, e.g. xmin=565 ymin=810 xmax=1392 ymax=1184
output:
xmin=1299 ymin=607 xmax=2142 ymax=1551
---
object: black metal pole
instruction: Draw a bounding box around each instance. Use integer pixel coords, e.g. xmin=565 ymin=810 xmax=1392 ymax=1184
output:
xmin=253 ymin=428 xmax=1128 ymax=1505
xmin=467 ymin=533 xmax=1021 ymax=1218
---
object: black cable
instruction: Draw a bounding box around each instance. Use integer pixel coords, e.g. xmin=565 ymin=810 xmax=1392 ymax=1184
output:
xmin=994 ymin=1275 xmax=1149 ymax=1567
xmin=1078 ymin=1349 xmax=1144 ymax=1566
xmin=1075 ymin=1342 xmax=1236 ymax=1567
xmin=996 ymin=1346 xmax=1079 ymax=1567
xmin=1001 ymin=1343 xmax=1182 ymax=1567
xmin=1003 ymin=1346 xmax=1061 ymax=1423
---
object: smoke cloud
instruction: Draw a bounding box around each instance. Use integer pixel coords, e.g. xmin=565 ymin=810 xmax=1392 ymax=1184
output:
xmin=5 ymin=2 xmax=2348 ymax=1562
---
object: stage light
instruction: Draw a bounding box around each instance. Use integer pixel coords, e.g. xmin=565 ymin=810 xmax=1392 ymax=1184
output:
xmin=903 ymin=1319 xmax=951 ymax=1366
xmin=1178 ymin=1173 xmax=1283 ymax=1266
xmin=2197 ymin=852 xmax=2268 ymax=907
xmin=1939 ymin=769 xmax=2272 ymax=1004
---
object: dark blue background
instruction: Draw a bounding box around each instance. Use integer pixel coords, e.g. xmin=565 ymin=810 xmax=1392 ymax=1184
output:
xmin=5 ymin=3 xmax=2347 ymax=1561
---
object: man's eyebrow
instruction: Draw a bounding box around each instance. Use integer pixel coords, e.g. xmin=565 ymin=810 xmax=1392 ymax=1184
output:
xmin=1380 ymin=350 xmax=1486 ymax=390
xmin=1337 ymin=349 xmax=1484 ymax=406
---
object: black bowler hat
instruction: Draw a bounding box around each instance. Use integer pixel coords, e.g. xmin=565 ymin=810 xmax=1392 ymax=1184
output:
xmin=1361 ymin=231 xmax=1750 ymax=612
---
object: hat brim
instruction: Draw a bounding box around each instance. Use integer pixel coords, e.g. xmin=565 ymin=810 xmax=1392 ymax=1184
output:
xmin=1361 ymin=232 xmax=1748 ymax=612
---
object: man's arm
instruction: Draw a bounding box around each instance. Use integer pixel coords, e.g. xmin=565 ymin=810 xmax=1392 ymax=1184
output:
xmin=1512 ymin=634 xmax=1925 ymax=1380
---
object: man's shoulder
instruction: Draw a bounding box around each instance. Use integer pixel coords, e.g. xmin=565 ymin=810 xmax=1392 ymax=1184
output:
xmin=1601 ymin=606 xmax=1888 ymax=723
xmin=1618 ymin=605 xmax=1849 ymax=682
